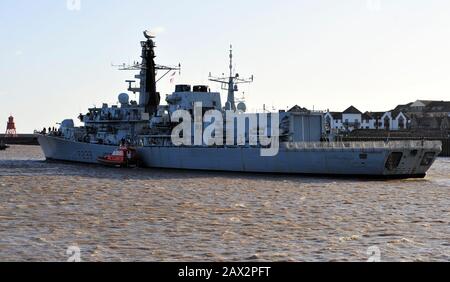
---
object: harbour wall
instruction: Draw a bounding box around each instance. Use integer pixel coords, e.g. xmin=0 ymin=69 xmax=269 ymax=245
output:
xmin=0 ymin=134 xmax=39 ymax=145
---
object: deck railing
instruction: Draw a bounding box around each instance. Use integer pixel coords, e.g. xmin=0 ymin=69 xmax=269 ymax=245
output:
xmin=284 ymin=140 xmax=442 ymax=151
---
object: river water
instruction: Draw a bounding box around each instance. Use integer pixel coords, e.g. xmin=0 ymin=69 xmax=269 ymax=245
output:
xmin=0 ymin=145 xmax=449 ymax=261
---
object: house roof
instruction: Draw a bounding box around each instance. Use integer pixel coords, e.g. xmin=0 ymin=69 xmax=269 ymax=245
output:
xmin=410 ymin=100 xmax=435 ymax=108
xmin=389 ymin=110 xmax=410 ymax=120
xmin=424 ymin=101 xmax=450 ymax=112
xmin=343 ymin=106 xmax=362 ymax=114
xmin=288 ymin=105 xmax=309 ymax=113
xmin=393 ymin=102 xmax=413 ymax=112
xmin=366 ymin=111 xmax=385 ymax=120
xmin=362 ymin=112 xmax=372 ymax=120
xmin=328 ymin=112 xmax=342 ymax=120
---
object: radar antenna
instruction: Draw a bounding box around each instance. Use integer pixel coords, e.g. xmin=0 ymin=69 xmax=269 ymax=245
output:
xmin=143 ymin=30 xmax=155 ymax=39
xmin=112 ymin=62 xmax=181 ymax=84
xmin=111 ymin=30 xmax=181 ymax=114
xmin=209 ymin=45 xmax=253 ymax=111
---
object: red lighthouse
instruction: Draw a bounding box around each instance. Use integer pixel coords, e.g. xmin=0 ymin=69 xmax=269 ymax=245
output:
xmin=5 ymin=115 xmax=17 ymax=137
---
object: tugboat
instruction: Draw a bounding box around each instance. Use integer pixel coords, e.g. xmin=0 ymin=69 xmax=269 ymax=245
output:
xmin=97 ymin=145 xmax=138 ymax=167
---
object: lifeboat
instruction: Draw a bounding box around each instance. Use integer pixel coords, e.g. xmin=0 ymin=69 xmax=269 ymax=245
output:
xmin=97 ymin=146 xmax=138 ymax=167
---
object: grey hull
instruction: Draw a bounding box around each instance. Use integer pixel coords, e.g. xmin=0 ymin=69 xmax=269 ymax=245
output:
xmin=38 ymin=135 xmax=116 ymax=164
xmin=38 ymin=135 xmax=441 ymax=178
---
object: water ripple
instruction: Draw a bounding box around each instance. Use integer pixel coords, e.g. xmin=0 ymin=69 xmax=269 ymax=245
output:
xmin=0 ymin=146 xmax=449 ymax=261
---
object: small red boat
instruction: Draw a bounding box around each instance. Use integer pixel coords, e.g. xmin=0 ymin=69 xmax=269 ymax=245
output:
xmin=97 ymin=146 xmax=138 ymax=167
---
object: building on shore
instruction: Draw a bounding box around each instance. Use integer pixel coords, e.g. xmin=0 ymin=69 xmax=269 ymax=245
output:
xmin=395 ymin=100 xmax=450 ymax=130
xmin=394 ymin=100 xmax=450 ymax=118
xmin=324 ymin=100 xmax=450 ymax=134
xmin=325 ymin=106 xmax=410 ymax=133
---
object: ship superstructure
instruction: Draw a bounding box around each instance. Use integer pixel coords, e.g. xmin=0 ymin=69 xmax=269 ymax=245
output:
xmin=38 ymin=31 xmax=442 ymax=178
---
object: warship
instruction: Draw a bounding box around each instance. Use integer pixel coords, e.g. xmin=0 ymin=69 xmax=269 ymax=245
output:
xmin=38 ymin=30 xmax=442 ymax=178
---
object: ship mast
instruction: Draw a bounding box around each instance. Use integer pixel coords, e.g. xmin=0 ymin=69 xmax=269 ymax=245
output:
xmin=115 ymin=30 xmax=180 ymax=115
xmin=209 ymin=45 xmax=253 ymax=111
xmin=140 ymin=31 xmax=158 ymax=114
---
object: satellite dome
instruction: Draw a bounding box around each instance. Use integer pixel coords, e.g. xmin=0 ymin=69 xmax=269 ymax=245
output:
xmin=118 ymin=93 xmax=129 ymax=105
xmin=237 ymin=102 xmax=247 ymax=112
xmin=61 ymin=119 xmax=74 ymax=128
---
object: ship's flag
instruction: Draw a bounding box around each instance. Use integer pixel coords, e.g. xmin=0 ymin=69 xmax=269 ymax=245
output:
xmin=170 ymin=71 xmax=177 ymax=84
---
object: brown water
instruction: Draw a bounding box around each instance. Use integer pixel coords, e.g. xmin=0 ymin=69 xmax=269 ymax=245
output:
xmin=0 ymin=145 xmax=449 ymax=262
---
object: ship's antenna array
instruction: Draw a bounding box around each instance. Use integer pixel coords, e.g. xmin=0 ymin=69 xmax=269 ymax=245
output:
xmin=112 ymin=30 xmax=181 ymax=95
xmin=112 ymin=62 xmax=181 ymax=92
xmin=209 ymin=45 xmax=253 ymax=111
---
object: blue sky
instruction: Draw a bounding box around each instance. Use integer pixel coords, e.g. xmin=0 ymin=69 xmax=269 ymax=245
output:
xmin=1 ymin=0 xmax=450 ymax=132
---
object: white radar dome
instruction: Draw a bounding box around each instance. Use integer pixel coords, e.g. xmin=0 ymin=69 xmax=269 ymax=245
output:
xmin=61 ymin=119 xmax=74 ymax=128
xmin=118 ymin=93 xmax=130 ymax=105
xmin=237 ymin=102 xmax=247 ymax=112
